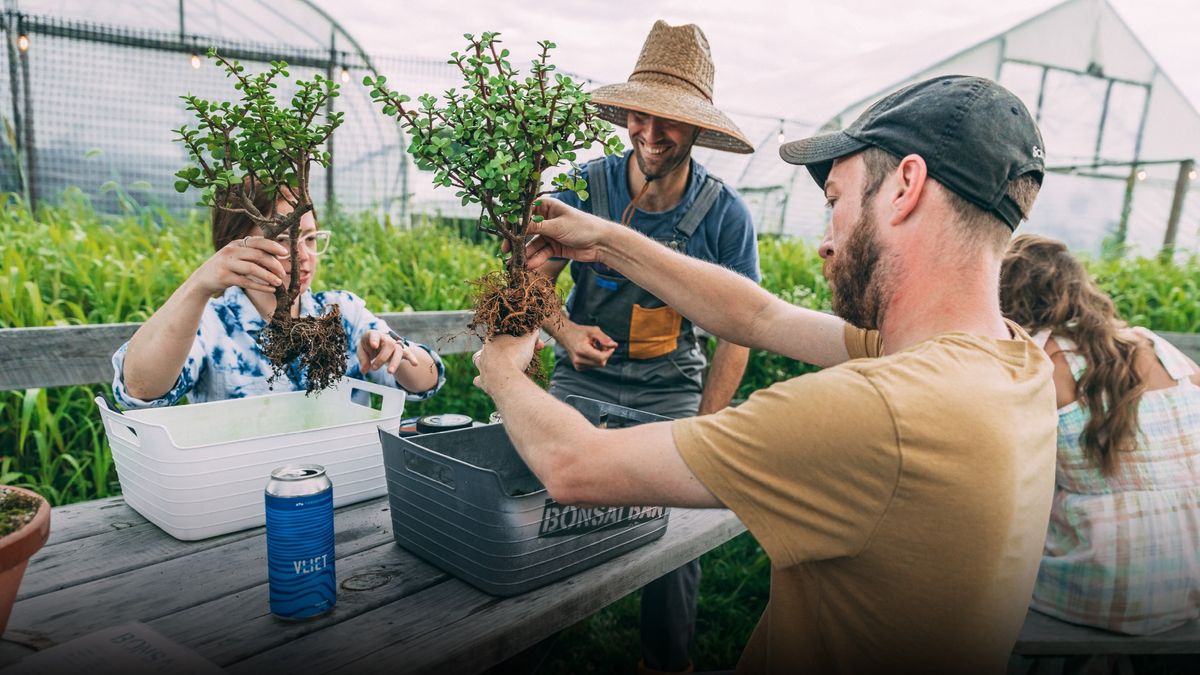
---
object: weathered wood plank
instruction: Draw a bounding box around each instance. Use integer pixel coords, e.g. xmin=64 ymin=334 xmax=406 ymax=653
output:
xmin=378 ymin=311 xmax=479 ymax=355
xmin=1014 ymin=609 xmax=1200 ymax=655
xmin=226 ymin=509 xmax=745 ymax=675
xmin=42 ymin=496 xmax=143 ymax=546
xmin=0 ymin=311 xmax=478 ymax=391
xmin=0 ymin=323 xmax=139 ymax=391
xmin=1161 ymin=331 xmax=1200 ymax=363
xmin=26 ymin=498 xmax=388 ymax=600
xmin=5 ymin=316 xmax=1191 ymax=393
xmin=22 ymin=516 xmax=260 ymax=601
xmin=228 ymin=577 xmax=497 ymax=675
xmin=352 ymin=508 xmax=747 ymax=675
xmin=5 ymin=498 xmax=394 ymax=646
xmin=150 ymin=540 xmax=449 ymax=666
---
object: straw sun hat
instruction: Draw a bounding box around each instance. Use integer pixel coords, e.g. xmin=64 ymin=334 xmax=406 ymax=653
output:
xmin=589 ymin=20 xmax=753 ymax=154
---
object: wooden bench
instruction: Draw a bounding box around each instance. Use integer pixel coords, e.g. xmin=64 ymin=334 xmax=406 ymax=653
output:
xmin=1 ymin=317 xmax=1195 ymax=392
xmin=1014 ymin=609 xmax=1200 ymax=657
xmin=0 ymin=310 xmax=480 ymax=391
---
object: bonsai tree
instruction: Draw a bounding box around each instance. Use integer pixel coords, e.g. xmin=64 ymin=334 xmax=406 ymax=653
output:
xmin=173 ymin=49 xmax=347 ymax=393
xmin=365 ymin=33 xmax=623 ymax=373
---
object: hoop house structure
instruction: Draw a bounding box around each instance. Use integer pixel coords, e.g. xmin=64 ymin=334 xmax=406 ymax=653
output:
xmin=712 ymin=0 xmax=1200 ymax=257
xmin=0 ymin=0 xmax=440 ymax=221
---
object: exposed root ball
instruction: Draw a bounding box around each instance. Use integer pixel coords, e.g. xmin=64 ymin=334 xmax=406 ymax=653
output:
xmin=468 ymin=268 xmax=558 ymax=379
xmin=260 ymin=305 xmax=347 ymax=394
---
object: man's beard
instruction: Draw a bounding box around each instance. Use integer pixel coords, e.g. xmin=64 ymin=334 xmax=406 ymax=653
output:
xmin=633 ymin=145 xmax=690 ymax=181
xmin=632 ymin=130 xmax=698 ymax=181
xmin=825 ymin=208 xmax=893 ymax=331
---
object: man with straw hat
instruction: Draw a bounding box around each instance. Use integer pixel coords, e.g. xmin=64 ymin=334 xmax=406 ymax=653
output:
xmin=478 ymin=75 xmax=1057 ymax=672
xmin=539 ymin=20 xmax=760 ymax=674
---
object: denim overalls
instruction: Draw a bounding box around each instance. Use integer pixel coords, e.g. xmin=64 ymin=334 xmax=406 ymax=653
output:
xmin=549 ymin=157 xmax=723 ymax=419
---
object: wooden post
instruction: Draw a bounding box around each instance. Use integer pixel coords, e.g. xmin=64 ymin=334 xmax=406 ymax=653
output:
xmin=18 ymin=18 xmax=36 ymax=206
xmin=1117 ymin=80 xmax=1155 ymax=248
xmin=1116 ymin=164 xmax=1138 ymax=246
xmin=3 ymin=11 xmax=31 ymax=205
xmin=1161 ymin=159 xmax=1194 ymax=260
xmin=4 ymin=11 xmax=32 ymax=205
xmin=324 ymin=29 xmax=336 ymax=212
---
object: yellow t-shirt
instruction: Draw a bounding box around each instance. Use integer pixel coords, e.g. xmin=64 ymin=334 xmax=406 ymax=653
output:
xmin=672 ymin=321 xmax=1057 ymax=674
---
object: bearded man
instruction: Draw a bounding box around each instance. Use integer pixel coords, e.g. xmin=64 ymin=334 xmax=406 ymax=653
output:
xmin=477 ymin=75 xmax=1057 ymax=674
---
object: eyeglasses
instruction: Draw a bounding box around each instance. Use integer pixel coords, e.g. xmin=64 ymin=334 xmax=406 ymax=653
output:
xmin=273 ymin=230 xmax=332 ymax=257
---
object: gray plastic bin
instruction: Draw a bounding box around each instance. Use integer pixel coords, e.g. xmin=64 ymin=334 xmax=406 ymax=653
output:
xmin=378 ymin=396 xmax=671 ymax=596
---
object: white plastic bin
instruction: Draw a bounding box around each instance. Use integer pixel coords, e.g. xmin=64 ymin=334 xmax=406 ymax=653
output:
xmin=95 ymin=377 xmax=404 ymax=540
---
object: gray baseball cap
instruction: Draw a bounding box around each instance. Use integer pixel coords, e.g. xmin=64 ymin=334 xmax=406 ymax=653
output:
xmin=780 ymin=75 xmax=1045 ymax=230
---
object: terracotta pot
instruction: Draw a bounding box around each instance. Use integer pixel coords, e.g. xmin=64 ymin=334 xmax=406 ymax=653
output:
xmin=0 ymin=486 xmax=50 ymax=635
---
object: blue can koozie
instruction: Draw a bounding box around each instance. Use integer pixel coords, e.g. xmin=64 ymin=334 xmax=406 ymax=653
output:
xmin=265 ymin=465 xmax=335 ymax=620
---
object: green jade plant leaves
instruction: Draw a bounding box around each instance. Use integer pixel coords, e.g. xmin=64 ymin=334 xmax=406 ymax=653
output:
xmin=172 ymin=49 xmax=348 ymax=393
xmin=366 ymin=33 xmax=623 ymax=354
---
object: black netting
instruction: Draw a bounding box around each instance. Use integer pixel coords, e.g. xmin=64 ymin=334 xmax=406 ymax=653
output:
xmin=2 ymin=8 xmax=1195 ymax=254
xmin=0 ymin=11 xmax=470 ymax=222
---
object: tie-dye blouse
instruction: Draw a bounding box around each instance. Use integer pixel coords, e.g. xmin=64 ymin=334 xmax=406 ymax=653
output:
xmin=111 ymin=287 xmax=445 ymax=409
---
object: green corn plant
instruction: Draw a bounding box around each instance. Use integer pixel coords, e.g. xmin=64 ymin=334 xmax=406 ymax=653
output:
xmin=1085 ymin=253 xmax=1200 ymax=332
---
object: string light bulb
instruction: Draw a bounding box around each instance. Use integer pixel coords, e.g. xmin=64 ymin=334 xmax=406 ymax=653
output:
xmin=339 ymin=66 xmax=350 ymax=83
xmin=190 ymin=52 xmax=201 ymax=69
xmin=777 ymin=120 xmax=785 ymax=145
xmin=1189 ymin=169 xmax=1197 ymax=181
xmin=16 ymin=33 xmax=30 ymax=53
xmin=1136 ymin=169 xmax=1148 ymax=181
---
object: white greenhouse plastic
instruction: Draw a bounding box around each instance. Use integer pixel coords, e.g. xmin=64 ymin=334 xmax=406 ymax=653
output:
xmin=706 ymin=0 xmax=1200 ymax=257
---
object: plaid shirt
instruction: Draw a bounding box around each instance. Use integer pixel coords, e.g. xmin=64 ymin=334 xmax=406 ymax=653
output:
xmin=112 ymin=287 xmax=445 ymax=409
xmin=1030 ymin=327 xmax=1200 ymax=635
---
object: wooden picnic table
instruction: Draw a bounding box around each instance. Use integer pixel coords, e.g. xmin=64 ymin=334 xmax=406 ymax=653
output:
xmin=0 ymin=495 xmax=745 ymax=674
xmin=1 ymin=316 xmax=1197 ymax=671
xmin=3 ymin=493 xmax=1199 ymax=673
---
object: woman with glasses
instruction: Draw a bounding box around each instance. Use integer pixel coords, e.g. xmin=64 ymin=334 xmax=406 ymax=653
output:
xmin=111 ymin=180 xmax=444 ymax=408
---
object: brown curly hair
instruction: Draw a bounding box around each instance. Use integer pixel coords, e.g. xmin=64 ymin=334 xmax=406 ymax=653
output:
xmin=210 ymin=178 xmax=286 ymax=252
xmin=1000 ymin=234 xmax=1145 ymax=473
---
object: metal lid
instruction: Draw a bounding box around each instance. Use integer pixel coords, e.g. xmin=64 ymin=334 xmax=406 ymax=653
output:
xmin=270 ymin=465 xmax=327 ymax=481
xmin=415 ymin=414 xmax=474 ymax=434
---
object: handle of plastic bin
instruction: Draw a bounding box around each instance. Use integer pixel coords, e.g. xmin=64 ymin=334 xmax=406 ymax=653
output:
xmin=341 ymin=377 xmax=405 ymax=417
xmin=400 ymin=445 xmax=458 ymax=491
xmin=93 ymin=396 xmax=173 ymax=449
xmin=562 ymin=395 xmax=673 ymax=424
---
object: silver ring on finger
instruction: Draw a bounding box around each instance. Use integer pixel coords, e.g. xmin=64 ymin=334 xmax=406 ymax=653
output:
xmin=241 ymin=235 xmax=251 ymax=247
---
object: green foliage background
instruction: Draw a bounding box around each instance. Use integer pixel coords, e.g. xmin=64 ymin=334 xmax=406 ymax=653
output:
xmin=1 ymin=194 xmax=1198 ymax=671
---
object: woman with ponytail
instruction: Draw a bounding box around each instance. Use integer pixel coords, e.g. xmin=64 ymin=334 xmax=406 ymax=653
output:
xmin=1001 ymin=234 xmax=1200 ymax=635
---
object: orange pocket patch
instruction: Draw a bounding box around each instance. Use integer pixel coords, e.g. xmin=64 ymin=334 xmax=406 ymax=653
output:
xmin=628 ymin=304 xmax=682 ymax=360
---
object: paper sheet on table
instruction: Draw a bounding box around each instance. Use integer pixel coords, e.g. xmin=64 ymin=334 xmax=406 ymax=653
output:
xmin=1 ymin=622 xmax=225 ymax=674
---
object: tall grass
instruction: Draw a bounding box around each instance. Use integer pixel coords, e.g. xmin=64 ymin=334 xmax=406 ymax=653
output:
xmin=1086 ymin=253 xmax=1200 ymax=333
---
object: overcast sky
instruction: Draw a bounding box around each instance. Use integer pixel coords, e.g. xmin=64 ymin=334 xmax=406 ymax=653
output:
xmin=314 ymin=0 xmax=1200 ymax=123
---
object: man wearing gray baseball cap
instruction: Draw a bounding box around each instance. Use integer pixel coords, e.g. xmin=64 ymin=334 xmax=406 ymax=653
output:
xmin=474 ymin=75 xmax=1058 ymax=673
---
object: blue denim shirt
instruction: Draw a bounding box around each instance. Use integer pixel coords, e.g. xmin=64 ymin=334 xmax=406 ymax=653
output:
xmin=111 ymin=287 xmax=445 ymax=409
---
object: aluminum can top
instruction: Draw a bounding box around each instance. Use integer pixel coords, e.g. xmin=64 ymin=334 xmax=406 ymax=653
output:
xmin=266 ymin=465 xmax=331 ymax=498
